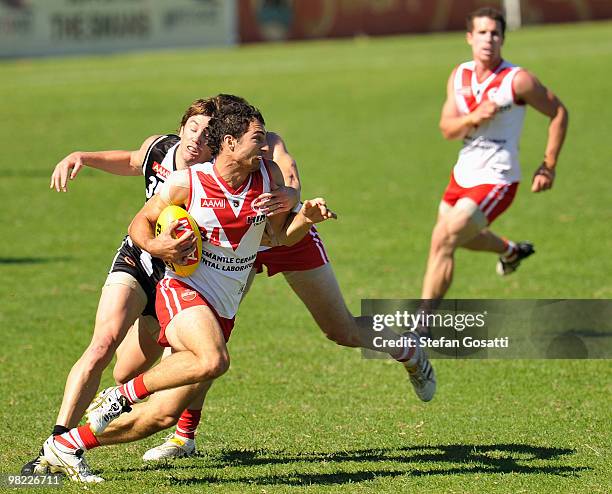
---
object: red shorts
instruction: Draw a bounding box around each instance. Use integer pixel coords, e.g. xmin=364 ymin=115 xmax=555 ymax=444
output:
xmin=442 ymin=174 xmax=519 ymax=224
xmin=155 ymin=278 xmax=235 ymax=347
xmin=254 ymin=226 xmax=329 ymax=277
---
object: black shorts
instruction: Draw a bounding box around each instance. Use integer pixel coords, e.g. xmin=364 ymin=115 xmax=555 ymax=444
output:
xmin=108 ymin=235 xmax=166 ymax=318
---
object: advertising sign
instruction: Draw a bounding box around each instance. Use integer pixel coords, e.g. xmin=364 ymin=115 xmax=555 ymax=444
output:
xmin=0 ymin=0 xmax=236 ymax=58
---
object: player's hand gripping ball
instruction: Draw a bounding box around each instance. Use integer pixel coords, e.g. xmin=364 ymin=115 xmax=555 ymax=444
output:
xmin=155 ymin=205 xmax=202 ymax=277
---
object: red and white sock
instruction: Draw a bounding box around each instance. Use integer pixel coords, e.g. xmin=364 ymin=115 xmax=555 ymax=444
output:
xmin=54 ymin=424 xmax=100 ymax=453
xmin=118 ymin=374 xmax=151 ymax=405
xmin=501 ymin=239 xmax=518 ymax=261
xmin=175 ymin=409 xmax=202 ymax=441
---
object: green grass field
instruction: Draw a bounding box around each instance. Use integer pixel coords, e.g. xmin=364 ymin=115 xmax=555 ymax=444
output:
xmin=1 ymin=20 xmax=611 ymax=493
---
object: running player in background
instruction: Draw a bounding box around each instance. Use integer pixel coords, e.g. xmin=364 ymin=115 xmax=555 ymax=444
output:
xmin=420 ymin=7 xmax=568 ymax=306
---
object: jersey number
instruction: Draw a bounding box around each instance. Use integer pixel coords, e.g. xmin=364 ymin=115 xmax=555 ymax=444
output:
xmin=146 ymin=176 xmax=163 ymax=199
xmin=200 ymin=226 xmax=221 ymax=246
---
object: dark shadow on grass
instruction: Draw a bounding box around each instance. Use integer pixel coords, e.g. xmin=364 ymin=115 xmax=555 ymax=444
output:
xmin=171 ymin=470 xmax=407 ymax=486
xmin=206 ymin=443 xmax=580 ymax=467
xmin=121 ymin=443 xmax=588 ymax=486
xmin=0 ymin=256 xmax=71 ymax=264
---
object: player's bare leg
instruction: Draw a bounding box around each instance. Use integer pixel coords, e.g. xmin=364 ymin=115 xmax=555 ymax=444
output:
xmin=22 ymin=275 xmax=147 ymax=475
xmin=141 ymin=349 xmax=212 ymax=461
xmin=56 ymin=279 xmax=147 ymax=428
xmin=40 ymin=306 xmax=229 ymax=481
xmin=85 ymin=305 xmax=228 ymax=434
xmin=114 ymin=313 xmax=214 ymax=461
xmin=33 ymin=278 xmax=147 ymax=480
xmin=113 ymin=315 xmax=163 ymax=384
xmin=39 ymin=382 xmax=209 ymax=482
xmin=284 ymin=264 xmax=435 ymax=401
xmin=421 ymin=200 xmax=484 ymax=300
xmin=148 ymin=263 xmax=437 ymax=454
xmin=436 ymin=198 xmax=534 ymax=275
xmin=100 ymin=381 xmax=210 ymax=445
xmin=245 ymin=265 xmax=407 ymax=354
xmin=461 ymin=228 xmax=507 ymax=253
xmin=283 ymin=265 xmax=385 ymax=350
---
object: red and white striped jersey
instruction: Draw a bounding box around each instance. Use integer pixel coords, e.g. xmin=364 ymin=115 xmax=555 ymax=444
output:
xmin=452 ymin=59 xmax=526 ymax=187
xmin=166 ymin=159 xmax=272 ymax=319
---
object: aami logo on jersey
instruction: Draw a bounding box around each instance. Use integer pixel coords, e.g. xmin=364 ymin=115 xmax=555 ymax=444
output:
xmin=201 ymin=198 xmax=226 ymax=209
xmin=152 ymin=162 xmax=170 ymax=179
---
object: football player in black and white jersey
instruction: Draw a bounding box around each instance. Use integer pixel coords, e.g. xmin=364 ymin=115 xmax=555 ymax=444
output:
xmin=22 ymin=96 xmax=244 ymax=476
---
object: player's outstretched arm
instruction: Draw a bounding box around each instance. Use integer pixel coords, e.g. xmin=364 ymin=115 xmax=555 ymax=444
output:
xmin=260 ymin=161 xmax=318 ymax=245
xmin=439 ymin=70 xmax=498 ymax=140
xmin=128 ymin=169 xmax=196 ymax=265
xmin=49 ymin=135 xmax=161 ymax=192
xmin=514 ymin=70 xmax=569 ymax=192
xmin=281 ymin=199 xmax=337 ymax=246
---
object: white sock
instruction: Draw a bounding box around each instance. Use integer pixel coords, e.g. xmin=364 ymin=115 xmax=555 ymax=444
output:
xmin=502 ymin=240 xmax=517 ymax=260
xmin=396 ymin=334 xmax=421 ymax=367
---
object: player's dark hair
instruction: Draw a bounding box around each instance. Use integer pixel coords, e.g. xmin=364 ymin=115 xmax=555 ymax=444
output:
xmin=206 ymin=101 xmax=265 ymax=157
xmin=179 ymin=94 xmax=257 ymax=129
xmin=466 ymin=7 xmax=506 ymax=37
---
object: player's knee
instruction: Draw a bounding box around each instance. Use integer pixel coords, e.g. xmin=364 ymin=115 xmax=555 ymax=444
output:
xmin=431 ymin=224 xmax=453 ymax=252
xmin=194 ymin=353 xmax=230 ymax=381
xmin=208 ymin=353 xmax=230 ymax=379
xmin=112 ymin=366 xmax=126 ymax=385
xmin=324 ymin=329 xmax=351 ymax=346
xmin=321 ymin=321 xmax=360 ymax=348
xmin=432 ymin=219 xmax=463 ymax=252
xmin=112 ymin=364 xmax=134 ymax=385
xmin=323 ymin=328 xmax=348 ymax=346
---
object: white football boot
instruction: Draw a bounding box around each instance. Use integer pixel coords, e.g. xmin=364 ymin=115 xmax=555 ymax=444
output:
xmin=143 ymin=434 xmax=196 ymax=461
xmin=404 ymin=332 xmax=436 ymax=402
xmin=86 ymin=387 xmax=131 ymax=434
xmin=40 ymin=436 xmax=103 ymax=483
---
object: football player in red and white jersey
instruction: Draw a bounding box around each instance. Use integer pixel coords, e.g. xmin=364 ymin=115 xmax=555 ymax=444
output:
xmin=31 ymin=96 xmax=437 ymax=473
xmin=421 ymin=7 xmax=568 ymax=307
xmin=22 ymin=95 xmax=300 ymax=476
xmin=112 ymin=113 xmax=437 ymax=461
xmin=38 ymin=100 xmax=336 ymax=482
xmin=139 ymin=130 xmax=439 ymax=462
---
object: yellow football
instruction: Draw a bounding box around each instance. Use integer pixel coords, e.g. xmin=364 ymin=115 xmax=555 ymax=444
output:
xmin=155 ymin=205 xmax=203 ymax=277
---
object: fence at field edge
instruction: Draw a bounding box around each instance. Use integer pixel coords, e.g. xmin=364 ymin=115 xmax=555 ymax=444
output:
xmin=0 ymin=0 xmax=237 ymax=58
xmin=2 ymin=0 xmax=611 ymax=58
xmin=238 ymin=0 xmax=612 ymax=43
